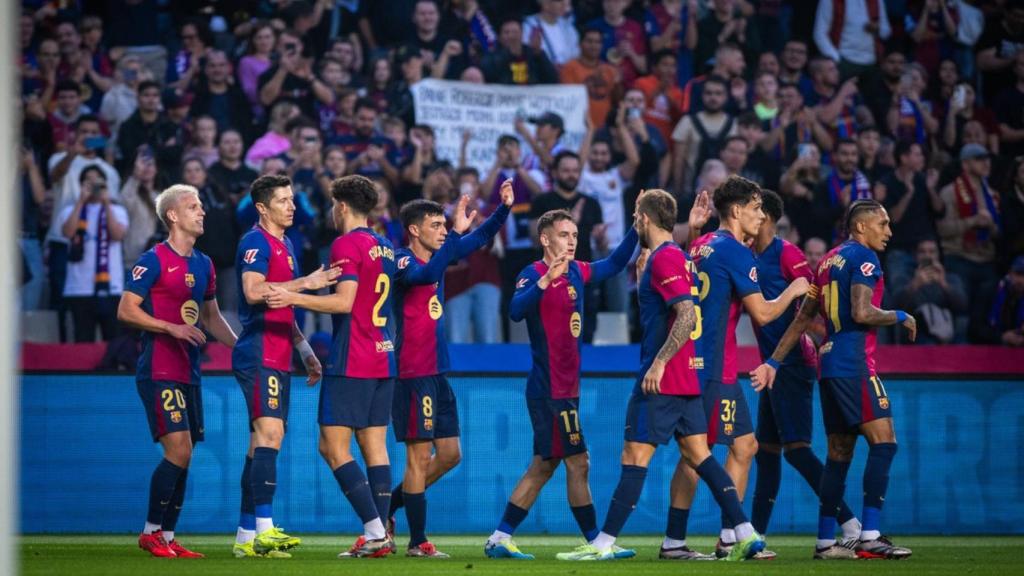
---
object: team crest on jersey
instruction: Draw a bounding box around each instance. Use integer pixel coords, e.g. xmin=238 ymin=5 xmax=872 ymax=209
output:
xmin=424 ymin=418 xmax=433 ymax=431
xmin=268 ymin=397 xmax=279 ymax=410
xmin=724 ymin=423 xmax=734 ymax=436
xmin=879 ymin=397 xmax=890 ymax=410
xmin=243 ymin=249 xmax=259 ymax=264
xmin=184 ymin=273 xmax=195 ymax=288
xmin=428 ymin=295 xmax=443 ymax=320
xmin=568 ymin=432 xmax=581 ymax=446
xmin=132 ymin=265 xmax=147 ymax=281
xmin=170 ymin=411 xmax=182 ymax=424
xmin=288 ymin=256 xmax=295 ymax=270
xmin=570 ymin=311 xmax=582 ymax=338
xmin=860 ymin=262 xmax=876 ymax=277
xmin=749 ymin=267 xmax=758 ymax=282
xmin=180 ymin=300 xmax=200 ymax=325
xmin=398 ymin=256 xmax=410 ymax=270
xmin=516 ymin=277 xmax=529 ymax=289
xmin=567 ymin=286 xmax=577 ymax=300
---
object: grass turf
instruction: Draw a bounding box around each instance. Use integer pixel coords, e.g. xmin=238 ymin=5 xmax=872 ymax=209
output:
xmin=21 ymin=534 xmax=1022 ymax=576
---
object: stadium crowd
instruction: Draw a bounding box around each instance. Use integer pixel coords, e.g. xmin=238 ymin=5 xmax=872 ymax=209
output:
xmin=17 ymin=0 xmax=1024 ymax=350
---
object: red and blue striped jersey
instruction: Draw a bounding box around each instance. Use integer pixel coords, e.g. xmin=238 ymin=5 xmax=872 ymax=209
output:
xmin=814 ymin=240 xmax=884 ymax=378
xmin=753 ymin=237 xmax=817 ymax=368
xmin=511 ymin=228 xmax=638 ymax=399
xmin=638 ymin=242 xmax=702 ymax=396
xmin=233 ymin=225 xmax=299 ymax=374
xmin=325 ymin=228 xmax=397 ymax=379
xmin=394 ymin=206 xmax=510 ymax=379
xmin=690 ymin=230 xmax=761 ymax=384
xmin=126 ymin=242 xmax=216 ymax=385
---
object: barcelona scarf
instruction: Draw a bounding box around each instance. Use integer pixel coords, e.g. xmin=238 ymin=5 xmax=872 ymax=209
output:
xmin=898 ymin=97 xmax=926 ymax=145
xmin=774 ymin=117 xmax=812 ymax=161
xmin=827 ymin=170 xmax=872 ymax=206
xmin=954 ymin=175 xmax=1001 ymax=246
xmin=69 ymin=203 xmax=111 ymax=295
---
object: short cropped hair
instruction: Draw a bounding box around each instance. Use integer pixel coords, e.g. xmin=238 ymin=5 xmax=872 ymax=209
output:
xmin=552 ymin=150 xmax=581 ymax=171
xmin=156 ymin=184 xmax=200 ymax=228
xmin=713 ymin=175 xmax=762 ymax=218
xmin=760 ymin=189 xmax=784 ymax=223
xmin=637 ymin=189 xmax=677 ymax=233
xmin=399 ymin=199 xmax=445 ymax=230
xmin=844 ymin=199 xmax=885 ymax=233
xmin=250 ymin=174 xmax=292 ymax=208
xmin=537 ymin=209 xmax=574 ymax=235
xmin=331 ymin=174 xmax=378 ymax=215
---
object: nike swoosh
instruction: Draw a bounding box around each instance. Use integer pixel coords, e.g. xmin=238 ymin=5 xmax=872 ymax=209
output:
xmin=264 ymin=481 xmax=277 ymax=486
xmin=168 ymin=266 xmax=179 ymax=272
xmin=160 ymin=500 xmax=170 ymax=505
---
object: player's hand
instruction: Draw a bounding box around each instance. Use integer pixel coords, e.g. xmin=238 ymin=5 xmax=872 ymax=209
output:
xmin=303 ymin=264 xmax=341 ymax=291
xmin=166 ymin=322 xmax=207 ymax=346
xmin=545 ymin=253 xmax=570 ymax=282
xmin=901 ymin=314 xmax=917 ymax=342
xmin=688 ymin=189 xmax=712 ymax=232
xmin=499 ymin=177 xmax=515 ymax=207
xmin=265 ymin=285 xmax=295 ymax=309
xmin=642 ymin=360 xmax=665 ymax=395
xmin=452 ymin=194 xmax=477 ymax=234
xmin=304 ymin=353 xmax=323 ymax=386
xmin=789 ymin=276 xmax=810 ymax=297
xmin=750 ymin=363 xmax=777 ymax=392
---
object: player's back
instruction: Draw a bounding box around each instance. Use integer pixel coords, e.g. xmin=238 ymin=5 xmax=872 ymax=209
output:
xmin=234 ymin=226 xmax=298 ymax=373
xmin=754 ymin=237 xmax=816 ymax=368
xmin=326 ymin=227 xmax=397 ymax=379
xmin=815 ymin=239 xmax=884 ymax=377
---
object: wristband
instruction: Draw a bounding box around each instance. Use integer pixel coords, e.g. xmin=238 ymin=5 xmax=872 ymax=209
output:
xmin=765 ymin=358 xmax=781 ymax=370
xmin=895 ymin=310 xmax=909 ymax=323
xmin=296 ymin=339 xmax=315 ymax=363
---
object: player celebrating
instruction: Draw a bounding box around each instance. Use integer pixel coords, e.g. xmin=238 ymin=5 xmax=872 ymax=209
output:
xmin=687 ymin=176 xmax=809 ymax=559
xmin=266 ymin=175 xmax=397 ymax=558
xmin=751 ymin=200 xmax=916 ymax=560
xmin=386 ymin=181 xmax=512 ymax=557
xmin=557 ymin=189 xmax=766 ymax=562
xmin=484 ymin=209 xmax=638 ymax=560
xmin=747 ymin=190 xmax=862 ymax=552
xmin=118 ymin=184 xmax=238 ymax=558
xmin=231 ymin=175 xmax=341 ymax=558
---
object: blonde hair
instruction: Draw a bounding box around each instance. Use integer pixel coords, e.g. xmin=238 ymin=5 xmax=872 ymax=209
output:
xmin=155 ymin=184 xmax=200 ymax=228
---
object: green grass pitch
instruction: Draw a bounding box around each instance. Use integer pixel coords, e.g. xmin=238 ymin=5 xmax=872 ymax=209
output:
xmin=20 ymin=534 xmax=1023 ymax=576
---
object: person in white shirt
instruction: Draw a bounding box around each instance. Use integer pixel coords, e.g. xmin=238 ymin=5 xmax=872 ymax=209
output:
xmin=523 ymin=0 xmax=580 ymax=69
xmin=813 ymin=0 xmax=892 ymax=78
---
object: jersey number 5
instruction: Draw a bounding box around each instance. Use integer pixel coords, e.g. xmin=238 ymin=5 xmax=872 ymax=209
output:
xmin=372 ymin=273 xmax=390 ymax=327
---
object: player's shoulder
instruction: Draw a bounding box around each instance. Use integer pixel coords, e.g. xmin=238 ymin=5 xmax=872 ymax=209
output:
xmin=239 ymin=226 xmax=270 ymax=247
xmin=844 ymin=240 xmax=880 ymax=265
xmin=518 ymin=261 xmax=545 ymax=280
xmin=395 ymin=247 xmax=415 ymax=271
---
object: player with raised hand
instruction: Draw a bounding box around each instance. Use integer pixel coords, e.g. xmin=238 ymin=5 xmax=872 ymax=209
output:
xmin=266 ymin=175 xmax=397 ymax=559
xmin=118 ymin=184 xmax=238 ymax=558
xmin=750 ymin=199 xmax=915 ymax=560
xmin=231 ymin=175 xmax=341 ymax=558
xmin=557 ymin=189 xmax=765 ymax=562
xmin=687 ymin=176 xmax=809 ymax=559
xmin=385 ymin=180 xmax=512 ymax=557
xmin=746 ymin=190 xmax=862 ymax=555
xmin=484 ymin=207 xmax=638 ymax=560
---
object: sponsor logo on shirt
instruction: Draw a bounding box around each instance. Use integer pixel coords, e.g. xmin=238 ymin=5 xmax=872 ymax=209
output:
xmin=243 ymin=249 xmax=259 ymax=264
xmin=749 ymin=267 xmax=758 ymax=282
xmin=398 ymin=256 xmax=410 ymax=270
xmin=132 ymin=266 xmax=147 ymax=281
xmin=516 ymin=277 xmax=529 ymax=289
xmin=661 ymin=275 xmax=681 ymax=286
xmin=375 ymin=339 xmax=395 ymax=353
xmin=428 ymin=295 xmax=443 ymax=320
xmin=860 ymin=262 xmax=876 ymax=277
xmin=180 ymin=300 xmax=200 ymax=325
xmin=570 ymin=311 xmax=582 ymax=338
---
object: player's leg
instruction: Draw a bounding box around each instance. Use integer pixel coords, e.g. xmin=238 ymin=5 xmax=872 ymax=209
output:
xmin=752 ymin=388 xmax=783 ymax=535
xmin=233 ymin=431 xmax=261 ymax=557
xmin=485 ymin=455 xmax=558 ymax=559
xmin=355 ymin=377 xmax=396 ymax=526
xmin=160 ymin=385 xmax=205 ymax=558
xmin=321 ymin=424 xmax=389 ymax=556
xmin=563 ymin=451 xmax=599 ymax=542
xmin=250 ymin=416 xmax=300 ymax=551
xmin=719 ymin=384 xmax=757 ymax=553
xmin=813 ymin=376 xmax=861 ymax=559
xmin=401 ymin=439 xmax=436 ymax=555
xmin=660 ymin=455 xmax=714 ymax=559
xmin=855 ymin=406 xmax=910 ymax=559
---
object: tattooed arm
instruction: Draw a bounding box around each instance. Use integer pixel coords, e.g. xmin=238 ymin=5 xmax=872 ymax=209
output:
xmin=642 ymin=299 xmax=697 ymax=395
xmin=851 ymin=283 xmax=916 ymax=337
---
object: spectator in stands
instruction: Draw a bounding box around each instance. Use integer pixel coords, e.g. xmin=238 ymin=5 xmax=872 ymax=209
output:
xmin=895 ymin=238 xmax=968 ymax=344
xmin=523 ymin=0 xmax=580 ymax=70
xmin=672 ymin=76 xmax=737 ymax=195
xmin=400 ymin=124 xmax=449 ymax=205
xmin=78 ymin=15 xmax=113 ymax=81
xmin=633 ymin=50 xmax=685 ymax=147
xmin=736 ymin=112 xmax=779 ymax=189
xmin=482 ymin=17 xmax=558 ymax=85
xmin=167 ymin=17 xmax=212 ymax=91
xmin=813 ymin=0 xmax=891 ymax=79
xmin=943 ymin=82 xmax=999 ymax=155
xmin=804 ymin=236 xmax=828 ymax=272
xmin=20 ymin=145 xmax=46 ymax=312
xmin=976 ymin=2 xmax=1024 ymax=104
xmin=55 ymin=20 xmax=108 ymax=111
xmin=389 ymin=45 xmax=425 ymax=126
xmin=49 ymin=81 xmax=89 ymax=153
xmin=58 ymin=166 xmax=128 ymax=342
xmin=857 ymin=125 xmax=889 ymax=184
xmin=753 ymin=71 xmax=780 ymax=121
xmin=994 ymin=51 xmax=1024 ymax=161
xmin=938 ymin=143 xmax=1001 ymax=341
xmin=865 ymin=49 xmax=905 ymax=131
xmin=807 ymin=57 xmax=871 ymax=141
xmin=120 ymin=152 xmax=160 ymax=267
xmin=909 ymin=0 xmax=960 ymax=73
xmin=191 ymin=50 xmax=252 ymax=138
xmin=183 ymin=115 xmax=219 ymax=168
xmin=408 ymin=0 xmax=456 ymax=72
xmin=761 ymin=82 xmax=833 ymax=166
xmin=644 ymin=0 xmax=699 ymax=87
xmin=887 ymin=63 xmax=939 ymax=146
xmin=696 ymin=0 xmax=762 ymax=77
xmin=561 ymin=27 xmax=619 ymax=129
xmin=245 ymin=101 xmax=299 ymax=170
xmin=989 ymin=256 xmax=1024 ymax=346
xmin=682 ymin=43 xmax=747 ymax=115
xmin=795 ymin=138 xmax=868 ymax=244
xmin=182 ymin=158 xmax=238 ymax=309
xmin=778 ymin=39 xmax=813 ymax=95
xmin=369 ymin=177 xmax=403 ymax=248
xmin=516 ymin=111 xmax=566 ymax=189
xmin=258 ymin=28 xmax=333 ymax=120
xmin=237 ymin=22 xmax=277 ymax=118
xmin=364 ymin=55 xmax=394 ymax=115
xmin=1000 ymin=157 xmax=1024 ymax=271
xmin=99 ymin=55 xmax=149 ymax=146
xmin=32 ymin=38 xmax=60 ymax=108
xmin=116 ymin=80 xmax=180 ymax=176
xmin=335 ymin=98 xmax=401 ymax=184
xmin=208 ymin=129 xmax=258 ymax=206
xmin=443 ymin=0 xmax=498 ymax=62
xmin=588 ymin=0 xmax=648 ymax=87
xmin=778 ymin=142 xmax=824 ymax=238
xmin=324 ymin=38 xmax=364 ymax=90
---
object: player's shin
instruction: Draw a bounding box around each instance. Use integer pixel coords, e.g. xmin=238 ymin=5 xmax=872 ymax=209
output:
xmin=817 ymin=459 xmax=853 ymax=547
xmin=694 ymin=456 xmax=753 ymax=535
xmin=145 ymin=459 xmax=185 ymax=534
xmin=367 ymin=465 xmax=392 ymax=522
xmin=596 ymin=465 xmax=648 ymax=549
xmin=237 ymin=456 xmax=256 ymax=544
xmin=752 ymin=450 xmax=782 ymax=534
xmin=861 ymin=442 xmax=897 ymax=541
xmin=333 ymin=461 xmax=386 ymax=539
xmin=251 ymin=447 xmax=279 ymax=533
xmin=161 ymin=468 xmax=188 ymax=542
xmin=784 ymin=447 xmax=861 ymax=537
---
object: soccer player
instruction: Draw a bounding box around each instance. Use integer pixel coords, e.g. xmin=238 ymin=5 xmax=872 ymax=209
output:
xmin=118 ymin=184 xmax=238 ymax=558
xmin=687 ymin=176 xmax=809 ymax=559
xmin=231 ymin=175 xmax=342 ymax=558
xmin=556 ymin=189 xmax=766 ymax=562
xmin=751 ymin=200 xmax=916 ymax=560
xmin=747 ymin=190 xmax=862 ymax=552
xmin=387 ymin=181 xmax=513 ymax=557
xmin=266 ymin=175 xmax=397 ymax=558
xmin=484 ymin=208 xmax=638 ymax=560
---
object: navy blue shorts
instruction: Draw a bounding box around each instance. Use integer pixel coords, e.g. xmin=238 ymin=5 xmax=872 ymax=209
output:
xmin=820 ymin=375 xmax=892 ymax=435
xmin=235 ymin=366 xmax=291 ymax=430
xmin=624 ymin=392 xmax=707 ymax=445
xmin=137 ymin=379 xmax=204 ymax=442
xmin=392 ymin=375 xmax=461 ymax=442
xmin=703 ymin=379 xmax=753 ymax=446
xmin=756 ymin=364 xmax=815 ymax=445
xmin=527 ymin=396 xmax=587 ymax=460
xmin=319 ymin=376 xmax=395 ymax=429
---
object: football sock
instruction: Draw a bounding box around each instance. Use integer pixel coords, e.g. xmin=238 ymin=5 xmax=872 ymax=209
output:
xmin=817 ymin=458 xmax=852 ymax=544
xmin=404 ymin=491 xmax=427 ymax=547
xmin=143 ymin=522 xmax=161 ymax=535
xmin=592 ymin=532 xmax=616 ymax=551
xmin=251 ymin=447 xmax=278 ymax=533
xmin=841 ymin=517 xmax=863 ymax=539
xmin=600 ymin=465 xmax=648 ymax=538
xmin=734 ymin=522 xmax=754 ymax=542
xmin=663 ymin=537 xmax=687 ymax=548
xmin=496 ymin=502 xmax=529 ymax=536
xmin=862 ymin=443 xmax=897 ymax=541
xmin=388 ymin=482 xmax=405 ymax=517
xmin=570 ymin=504 xmax=599 ymax=542
xmin=752 ymin=450 xmax=782 ymax=534
xmin=366 ymin=465 xmax=392 ymax=523
xmin=785 ymin=446 xmax=858 ymax=527
xmin=695 ymin=456 xmax=748 ymax=527
xmin=665 ymin=507 xmax=689 ymax=542
xmin=333 ymin=462 xmax=381 ymax=534
xmin=146 ymin=459 xmax=184 ymax=528
xmin=719 ymin=510 xmax=736 ymax=543
xmin=239 ymin=456 xmax=256 ymax=532
xmin=161 ymin=468 xmax=188 ymax=536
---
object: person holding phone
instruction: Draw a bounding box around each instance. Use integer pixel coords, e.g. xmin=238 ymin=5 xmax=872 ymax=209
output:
xmin=894 ymin=238 xmax=967 ymax=344
xmin=258 ymin=29 xmax=334 ymax=120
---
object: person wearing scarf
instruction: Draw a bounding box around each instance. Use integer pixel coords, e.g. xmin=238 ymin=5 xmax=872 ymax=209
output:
xmin=59 ymin=168 xmax=129 ymax=342
xmin=811 ymin=139 xmax=868 ymax=245
xmin=988 ymin=256 xmax=1024 ymax=346
xmin=938 ymin=143 xmax=1002 ymax=341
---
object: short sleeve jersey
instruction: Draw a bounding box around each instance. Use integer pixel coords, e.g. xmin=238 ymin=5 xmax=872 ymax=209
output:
xmin=325 ymin=228 xmax=397 ymax=379
xmin=125 ymin=243 xmax=216 ymax=385
xmin=754 ymin=237 xmax=817 ymax=367
xmin=814 ymin=240 xmax=885 ymax=378
xmin=233 ymin=226 xmax=299 ymax=373
xmin=638 ymin=242 xmax=702 ymax=396
xmin=689 ymin=230 xmax=761 ymax=384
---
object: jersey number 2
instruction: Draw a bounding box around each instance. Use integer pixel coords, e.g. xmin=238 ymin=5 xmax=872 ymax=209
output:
xmin=372 ymin=274 xmax=390 ymax=327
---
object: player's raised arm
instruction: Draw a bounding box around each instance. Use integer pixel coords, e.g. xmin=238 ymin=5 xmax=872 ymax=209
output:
xmin=686 ymin=189 xmax=712 ymax=249
xmin=750 ymin=288 xmax=821 ymax=392
xmin=455 ymin=178 xmax=513 ymax=258
xmin=587 ymin=227 xmax=639 ymax=284
xmin=850 ymin=283 xmax=916 ymax=341
xmin=643 ymin=299 xmax=697 ymax=395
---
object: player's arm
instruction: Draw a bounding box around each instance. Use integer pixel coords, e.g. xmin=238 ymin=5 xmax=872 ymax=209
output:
xmin=510 ymin=256 xmax=567 ymax=322
xmin=642 ymin=299 xmax=697 ymax=395
xmin=292 ymin=321 xmax=322 ymax=386
xmin=851 ymin=283 xmax=916 ymax=340
xmin=117 ymin=292 xmax=206 ymax=345
xmin=686 ymin=189 xmax=712 ymax=248
xmin=241 ymin=265 xmax=340 ymax=306
xmin=200 ymin=298 xmax=238 ymax=347
xmin=588 ymin=227 xmax=639 ymax=284
xmin=266 ymin=279 xmax=358 ymax=314
xmin=456 ymin=180 xmax=514 ymax=258
xmin=741 ymin=276 xmax=811 ymax=326
xmin=750 ymin=288 xmax=821 ymax=391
